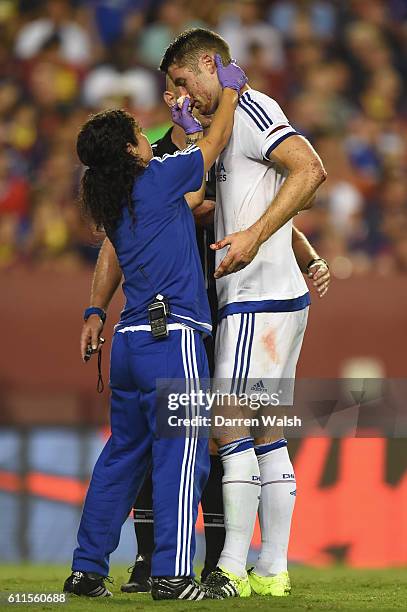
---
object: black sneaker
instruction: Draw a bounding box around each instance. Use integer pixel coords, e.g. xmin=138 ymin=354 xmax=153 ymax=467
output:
xmin=121 ymin=554 xmax=152 ymax=593
xmin=63 ymin=571 xmax=112 ymax=597
xmin=151 ymin=576 xmax=222 ymax=600
xmin=201 ymin=563 xmax=217 ymax=584
xmin=204 ymin=568 xmax=240 ymax=597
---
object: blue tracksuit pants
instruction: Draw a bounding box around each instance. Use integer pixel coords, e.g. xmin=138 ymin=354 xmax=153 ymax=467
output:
xmin=72 ymin=326 xmax=210 ymax=577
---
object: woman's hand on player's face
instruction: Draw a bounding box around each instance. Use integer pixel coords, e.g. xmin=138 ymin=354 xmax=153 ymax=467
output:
xmin=170 ymin=96 xmax=203 ymax=135
xmin=211 ymin=227 xmax=261 ymax=278
xmin=80 ymin=315 xmax=104 ymax=361
xmin=308 ymin=262 xmax=330 ymax=298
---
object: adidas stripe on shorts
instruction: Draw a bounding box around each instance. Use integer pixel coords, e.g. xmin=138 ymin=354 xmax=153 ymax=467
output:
xmin=214 ymin=309 xmax=309 ymax=406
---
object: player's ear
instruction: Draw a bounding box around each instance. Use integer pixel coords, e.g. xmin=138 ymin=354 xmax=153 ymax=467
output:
xmin=163 ymin=90 xmax=176 ymax=108
xmin=200 ymin=53 xmax=216 ymax=74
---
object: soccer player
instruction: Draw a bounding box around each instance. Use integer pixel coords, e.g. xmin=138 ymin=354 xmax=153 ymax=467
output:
xmin=160 ymin=28 xmax=327 ymax=597
xmin=63 ymin=57 xmax=248 ymax=600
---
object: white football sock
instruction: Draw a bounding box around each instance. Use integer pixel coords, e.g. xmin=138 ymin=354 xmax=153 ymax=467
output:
xmin=217 ymin=440 xmax=261 ymax=577
xmin=254 ymin=442 xmax=296 ymax=576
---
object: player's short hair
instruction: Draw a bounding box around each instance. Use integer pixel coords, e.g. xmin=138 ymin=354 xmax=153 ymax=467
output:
xmin=160 ymin=28 xmax=232 ymax=73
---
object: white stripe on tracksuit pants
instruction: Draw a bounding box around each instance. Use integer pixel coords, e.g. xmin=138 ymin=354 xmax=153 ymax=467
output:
xmin=175 ymin=328 xmax=201 ymax=576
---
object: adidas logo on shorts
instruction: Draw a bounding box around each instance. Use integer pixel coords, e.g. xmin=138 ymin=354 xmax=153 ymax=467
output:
xmin=250 ymin=380 xmax=267 ymax=392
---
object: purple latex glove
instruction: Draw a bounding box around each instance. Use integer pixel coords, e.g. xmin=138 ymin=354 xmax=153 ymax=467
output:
xmin=170 ymin=97 xmax=203 ymax=135
xmin=214 ymin=53 xmax=248 ymax=93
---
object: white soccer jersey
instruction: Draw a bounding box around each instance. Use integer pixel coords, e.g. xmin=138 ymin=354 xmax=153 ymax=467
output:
xmin=215 ymin=88 xmax=310 ymax=320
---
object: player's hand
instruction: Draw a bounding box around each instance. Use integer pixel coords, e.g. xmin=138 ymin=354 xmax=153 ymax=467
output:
xmin=308 ymin=260 xmax=330 ymax=298
xmin=80 ymin=314 xmax=104 ymax=361
xmin=170 ymin=97 xmax=203 ymax=135
xmin=214 ymin=54 xmax=248 ymax=93
xmin=211 ymin=228 xmax=260 ymax=278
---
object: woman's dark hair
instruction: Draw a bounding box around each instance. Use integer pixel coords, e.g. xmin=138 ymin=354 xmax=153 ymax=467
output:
xmin=77 ymin=109 xmax=146 ymax=234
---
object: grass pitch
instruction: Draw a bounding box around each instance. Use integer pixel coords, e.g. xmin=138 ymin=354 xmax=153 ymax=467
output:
xmin=0 ymin=565 xmax=406 ymax=611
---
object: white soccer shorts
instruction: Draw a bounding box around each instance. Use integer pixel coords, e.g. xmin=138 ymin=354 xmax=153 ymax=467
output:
xmin=213 ymin=308 xmax=309 ymax=406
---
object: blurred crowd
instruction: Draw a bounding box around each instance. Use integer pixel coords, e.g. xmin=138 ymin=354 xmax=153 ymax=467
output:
xmin=0 ymin=0 xmax=406 ymax=275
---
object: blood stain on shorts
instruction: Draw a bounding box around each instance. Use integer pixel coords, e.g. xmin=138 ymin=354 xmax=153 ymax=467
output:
xmin=262 ymin=327 xmax=279 ymax=363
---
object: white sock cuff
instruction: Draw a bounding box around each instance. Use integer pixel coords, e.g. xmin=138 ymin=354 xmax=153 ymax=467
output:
xmin=218 ymin=436 xmax=254 ymax=459
xmin=254 ymin=438 xmax=287 ymax=456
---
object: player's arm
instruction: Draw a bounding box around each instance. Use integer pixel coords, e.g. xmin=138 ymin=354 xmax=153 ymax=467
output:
xmin=80 ymin=237 xmax=122 ymax=360
xmin=262 ymin=135 xmax=326 ymax=231
xmin=212 ymin=135 xmax=327 ymax=278
xmin=292 ymin=226 xmax=330 ymax=297
xmin=301 ymin=194 xmax=316 ymax=210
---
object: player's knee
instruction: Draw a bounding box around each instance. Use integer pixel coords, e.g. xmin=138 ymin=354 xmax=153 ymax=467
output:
xmin=214 ymin=434 xmax=245 ymax=448
xmin=209 ymin=438 xmax=219 ymax=455
xmin=254 ymin=425 xmax=284 ymax=446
